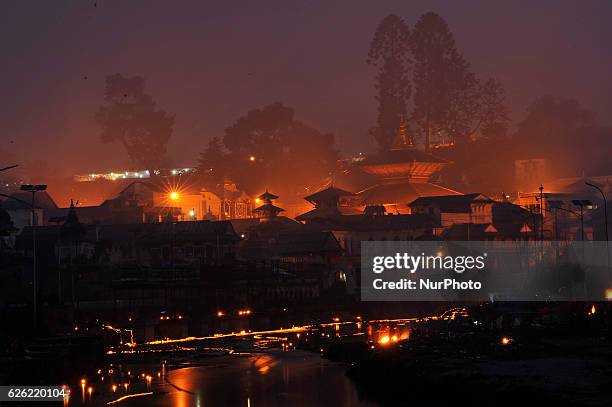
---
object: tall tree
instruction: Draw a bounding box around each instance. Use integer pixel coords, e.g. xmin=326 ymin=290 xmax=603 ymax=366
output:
xmin=411 ymin=12 xmax=504 ymax=148
xmin=411 ymin=12 xmax=462 ymax=149
xmin=367 ymin=14 xmax=411 ymax=150
xmin=197 ymin=137 xmax=227 ymax=192
xmin=512 ymin=96 xmax=612 ymax=178
xmin=478 ymin=78 xmax=509 ymax=139
xmin=95 ymin=74 xmax=174 ymax=170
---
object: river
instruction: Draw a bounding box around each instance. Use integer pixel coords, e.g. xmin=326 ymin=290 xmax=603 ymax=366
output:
xmin=105 ymin=350 xmax=377 ymax=407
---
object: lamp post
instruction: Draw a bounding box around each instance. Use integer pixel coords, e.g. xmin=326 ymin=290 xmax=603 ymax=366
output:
xmin=539 ymin=185 xmax=545 ymax=240
xmin=20 ymin=184 xmax=47 ymax=329
xmin=586 ymin=182 xmax=610 ymax=288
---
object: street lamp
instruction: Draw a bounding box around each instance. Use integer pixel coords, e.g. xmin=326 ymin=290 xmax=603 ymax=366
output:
xmin=539 ymin=185 xmax=545 ymax=240
xmin=586 ymin=182 xmax=610 ymax=288
xmin=20 ymin=184 xmax=47 ymax=329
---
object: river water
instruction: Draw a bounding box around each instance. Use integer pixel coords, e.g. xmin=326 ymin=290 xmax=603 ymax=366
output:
xmin=115 ymin=350 xmax=377 ymax=407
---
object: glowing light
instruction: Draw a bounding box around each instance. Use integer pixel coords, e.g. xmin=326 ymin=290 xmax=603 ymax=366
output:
xmin=378 ymin=336 xmax=390 ymax=344
xmin=589 ymin=304 xmax=596 ymax=315
xmin=169 ymin=191 xmax=179 ymax=201
xmin=217 ymin=311 xmax=225 ymax=317
xmin=87 ymin=387 xmax=93 ymax=398
xmin=391 ymin=335 xmax=398 ymax=342
xmin=332 ymin=317 xmax=340 ymax=322
xmin=501 ymin=336 xmax=512 ymax=346
xmin=249 ymin=156 xmax=255 ymax=162
xmin=255 ymin=198 xmax=261 ymax=203
xmin=112 ymin=385 xmax=117 ymax=393
xmin=189 ymin=209 xmax=195 ymax=217
xmin=80 ymin=379 xmax=86 ymax=385
xmin=107 ymin=392 xmax=153 ymax=405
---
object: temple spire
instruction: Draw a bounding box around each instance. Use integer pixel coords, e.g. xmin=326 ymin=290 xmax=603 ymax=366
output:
xmin=391 ymin=115 xmax=413 ymax=149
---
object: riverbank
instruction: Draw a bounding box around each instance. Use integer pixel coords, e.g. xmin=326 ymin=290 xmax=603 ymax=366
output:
xmin=345 ymin=329 xmax=612 ymax=406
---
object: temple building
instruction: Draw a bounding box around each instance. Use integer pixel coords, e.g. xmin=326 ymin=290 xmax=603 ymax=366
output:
xmin=252 ymin=190 xmax=285 ymax=221
xmin=295 ymin=186 xmax=361 ymax=223
xmin=335 ymin=119 xmax=461 ymax=213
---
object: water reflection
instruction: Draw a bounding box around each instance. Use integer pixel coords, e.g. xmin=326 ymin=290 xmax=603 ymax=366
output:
xmin=122 ymin=351 xmax=376 ymax=407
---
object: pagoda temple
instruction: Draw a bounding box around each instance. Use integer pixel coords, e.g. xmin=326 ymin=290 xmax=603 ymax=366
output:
xmin=295 ymin=186 xmax=360 ymax=223
xmin=252 ymin=190 xmax=285 ymax=221
xmin=355 ymin=118 xmax=461 ymax=214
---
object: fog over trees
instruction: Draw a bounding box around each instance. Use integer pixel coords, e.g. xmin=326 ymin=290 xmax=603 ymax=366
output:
xmin=95 ymin=74 xmax=175 ymax=172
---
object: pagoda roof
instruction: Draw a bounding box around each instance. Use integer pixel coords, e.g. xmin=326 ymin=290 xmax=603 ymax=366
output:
xmin=359 ymin=149 xmax=450 ymax=180
xmin=253 ymin=203 xmax=285 ymax=213
xmin=357 ymin=182 xmax=461 ymax=207
xmin=258 ymin=191 xmax=279 ymax=200
xmin=295 ymin=205 xmax=361 ymax=222
xmin=304 ymin=186 xmax=355 ymax=204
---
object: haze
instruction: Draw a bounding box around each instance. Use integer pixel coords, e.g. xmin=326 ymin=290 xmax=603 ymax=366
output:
xmin=1 ymin=0 xmax=611 ymax=176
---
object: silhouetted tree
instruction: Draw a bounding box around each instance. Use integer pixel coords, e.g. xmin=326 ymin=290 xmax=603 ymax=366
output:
xmin=197 ymin=137 xmax=227 ymax=193
xmin=411 ymin=12 xmax=469 ymax=149
xmin=514 ymin=96 xmax=605 ymax=176
xmin=367 ymin=14 xmax=411 ymax=150
xmin=95 ymin=74 xmax=174 ymax=170
xmin=410 ymin=13 xmax=508 ymax=148
xmin=479 ymin=79 xmax=510 ymax=139
xmin=219 ymin=102 xmax=338 ymax=197
xmin=515 ymin=96 xmax=592 ymax=148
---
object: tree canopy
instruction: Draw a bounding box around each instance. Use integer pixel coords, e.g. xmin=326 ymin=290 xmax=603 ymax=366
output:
xmin=367 ymin=12 xmax=509 ymax=150
xmin=367 ymin=14 xmax=412 ymax=150
xmin=200 ymin=103 xmax=338 ymax=199
xmin=95 ymin=74 xmax=175 ymax=170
